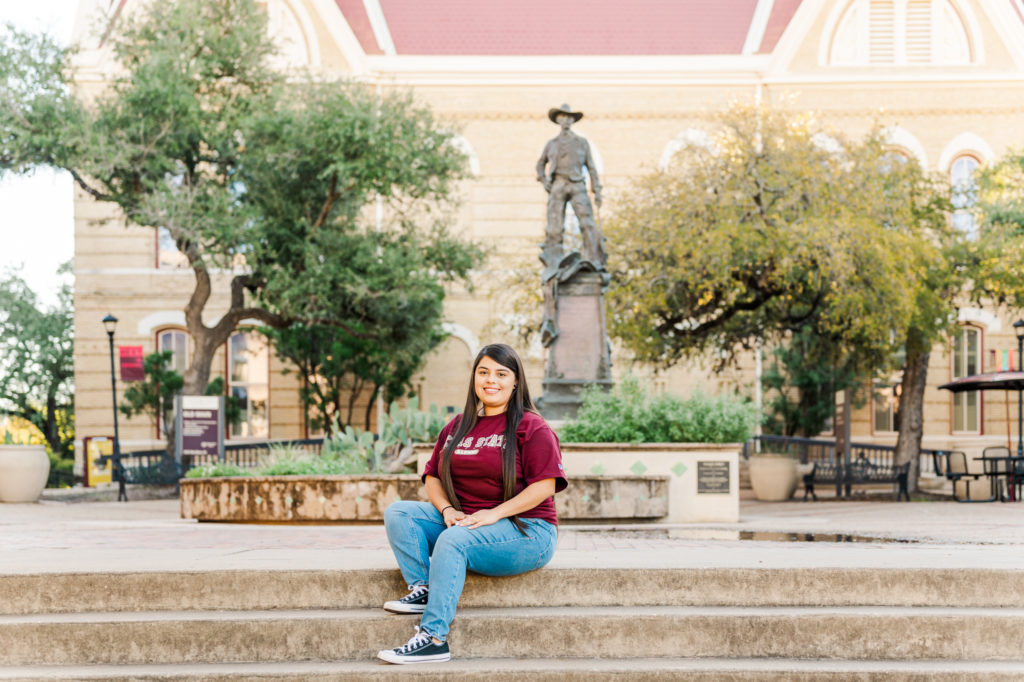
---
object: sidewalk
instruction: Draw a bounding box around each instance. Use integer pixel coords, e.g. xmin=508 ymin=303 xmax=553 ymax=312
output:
xmin=2 ymin=496 xmax=1021 ymax=575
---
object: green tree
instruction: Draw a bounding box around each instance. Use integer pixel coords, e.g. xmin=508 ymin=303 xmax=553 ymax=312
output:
xmin=120 ymin=351 xmax=243 ymax=451
xmin=972 ymin=150 xmax=1024 ymax=307
xmin=607 ymin=104 xmax=925 ymax=380
xmin=1 ymin=0 xmax=479 ymax=403
xmin=761 ymin=326 xmax=860 ymax=437
xmin=0 ymin=267 xmax=74 ymax=457
xmin=605 ymin=104 xmax=962 ymax=489
xmin=264 ymin=228 xmax=464 ymax=433
xmin=118 ymin=351 xmax=183 ymax=449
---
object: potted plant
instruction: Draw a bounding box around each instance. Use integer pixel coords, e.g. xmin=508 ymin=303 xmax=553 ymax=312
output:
xmin=0 ymin=432 xmax=51 ymax=503
xmin=747 ymin=450 xmax=799 ymax=501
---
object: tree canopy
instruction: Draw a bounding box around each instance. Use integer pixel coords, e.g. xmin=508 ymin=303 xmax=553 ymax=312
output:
xmin=0 ymin=267 xmax=74 ymax=457
xmin=607 ymin=105 xmax=945 ymax=379
xmin=1 ymin=0 xmax=481 ymax=406
xmin=264 ymin=228 xmax=464 ymax=433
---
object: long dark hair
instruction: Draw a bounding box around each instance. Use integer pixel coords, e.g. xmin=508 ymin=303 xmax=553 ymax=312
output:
xmin=439 ymin=343 xmax=538 ymax=534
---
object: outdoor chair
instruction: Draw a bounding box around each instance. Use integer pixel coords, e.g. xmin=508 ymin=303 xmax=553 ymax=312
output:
xmin=981 ymin=446 xmax=1022 ymax=502
xmin=945 ymin=451 xmax=996 ymax=503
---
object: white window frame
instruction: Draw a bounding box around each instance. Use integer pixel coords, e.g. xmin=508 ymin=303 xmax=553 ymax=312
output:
xmin=872 ymin=379 xmax=900 ymax=434
xmin=950 ymin=154 xmax=980 ymax=241
xmin=227 ymin=330 xmax=270 ymax=440
xmin=951 ymin=325 xmax=982 ymax=434
xmin=157 ymin=328 xmax=190 ymax=376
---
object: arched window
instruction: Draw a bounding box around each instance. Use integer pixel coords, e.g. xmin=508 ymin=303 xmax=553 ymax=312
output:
xmin=261 ymin=0 xmax=320 ymax=68
xmin=659 ymin=129 xmax=714 ymax=171
xmin=950 ymin=154 xmax=979 ymax=240
xmin=952 ymin=325 xmax=981 ymax=433
xmin=448 ymin=135 xmax=480 ymax=176
xmin=157 ymin=328 xmax=190 ymax=375
xmin=826 ymin=0 xmax=974 ymax=66
xmin=881 ymin=126 xmax=928 ymax=169
xmin=228 ymin=331 xmax=270 ymax=439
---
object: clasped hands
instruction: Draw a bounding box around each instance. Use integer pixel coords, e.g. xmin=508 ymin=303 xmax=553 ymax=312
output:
xmin=441 ymin=506 xmax=501 ymax=529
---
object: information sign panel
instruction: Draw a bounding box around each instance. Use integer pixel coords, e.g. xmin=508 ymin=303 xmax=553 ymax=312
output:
xmin=175 ymin=395 xmax=224 ymax=464
xmin=84 ymin=436 xmax=113 ymax=487
xmin=697 ymin=460 xmax=730 ymax=494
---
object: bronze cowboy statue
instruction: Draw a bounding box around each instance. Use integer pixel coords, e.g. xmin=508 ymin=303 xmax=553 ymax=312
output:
xmin=536 ymin=104 xmax=607 ymax=345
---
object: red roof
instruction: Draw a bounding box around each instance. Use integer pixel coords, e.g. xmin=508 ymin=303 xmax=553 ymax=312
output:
xmin=334 ymin=0 xmax=383 ymax=54
xmin=758 ymin=0 xmax=802 ymax=53
xmin=335 ymin=0 xmax=798 ymax=56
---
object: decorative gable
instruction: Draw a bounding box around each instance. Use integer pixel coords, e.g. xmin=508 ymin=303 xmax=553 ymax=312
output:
xmin=825 ymin=0 xmax=975 ymax=66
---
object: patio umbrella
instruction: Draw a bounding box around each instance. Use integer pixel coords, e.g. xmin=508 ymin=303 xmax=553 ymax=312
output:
xmin=939 ymin=372 xmax=1024 ymax=450
xmin=939 ymin=371 xmax=1024 ymax=392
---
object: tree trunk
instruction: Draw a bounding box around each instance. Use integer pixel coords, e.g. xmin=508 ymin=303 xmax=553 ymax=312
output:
xmin=346 ymin=377 xmax=362 ymax=426
xmin=894 ymin=332 xmax=930 ymax=495
xmin=43 ymin=392 xmax=62 ymax=457
xmin=182 ymin=331 xmax=220 ymax=396
xmin=180 ymin=268 xmax=286 ymax=396
xmin=365 ymin=384 xmax=380 ymax=432
xmin=839 ymin=388 xmax=852 ymax=497
xmin=160 ymin=396 xmax=177 ymax=456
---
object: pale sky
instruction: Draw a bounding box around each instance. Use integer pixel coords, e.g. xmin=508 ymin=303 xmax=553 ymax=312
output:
xmin=0 ymin=1 xmax=82 ymax=306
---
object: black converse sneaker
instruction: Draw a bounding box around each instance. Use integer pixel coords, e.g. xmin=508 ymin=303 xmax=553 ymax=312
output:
xmin=377 ymin=626 xmax=450 ymax=664
xmin=383 ymin=585 xmax=429 ymax=614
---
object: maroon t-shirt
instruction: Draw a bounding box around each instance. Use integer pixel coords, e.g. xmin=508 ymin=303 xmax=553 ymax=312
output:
xmin=422 ymin=411 xmax=567 ymax=525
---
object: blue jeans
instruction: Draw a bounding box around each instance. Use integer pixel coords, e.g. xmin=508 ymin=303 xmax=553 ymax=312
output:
xmin=382 ymin=500 xmax=557 ymax=641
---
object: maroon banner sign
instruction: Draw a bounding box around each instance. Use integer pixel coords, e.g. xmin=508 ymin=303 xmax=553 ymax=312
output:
xmin=119 ymin=346 xmax=145 ymax=382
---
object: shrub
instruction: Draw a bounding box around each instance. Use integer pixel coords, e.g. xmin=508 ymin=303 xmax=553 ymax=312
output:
xmin=184 ymin=399 xmax=450 ymax=478
xmin=184 ymin=463 xmax=252 ymax=478
xmin=560 ymin=375 xmax=757 ymax=443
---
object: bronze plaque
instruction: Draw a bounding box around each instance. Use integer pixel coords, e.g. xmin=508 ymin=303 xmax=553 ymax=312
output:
xmin=697 ymin=461 xmax=730 ymax=494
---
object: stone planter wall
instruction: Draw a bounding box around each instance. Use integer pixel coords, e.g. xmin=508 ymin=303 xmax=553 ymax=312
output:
xmin=180 ymin=474 xmax=669 ymax=523
xmin=417 ymin=442 xmax=740 ymax=523
xmin=180 ymin=475 xmax=427 ymax=523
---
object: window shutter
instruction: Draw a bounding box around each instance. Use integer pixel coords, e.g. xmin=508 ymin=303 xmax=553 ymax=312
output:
xmin=869 ymin=0 xmax=896 ymax=64
xmin=905 ymin=0 xmax=932 ymax=63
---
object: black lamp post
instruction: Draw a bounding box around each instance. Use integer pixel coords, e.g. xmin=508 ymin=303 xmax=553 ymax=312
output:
xmin=1014 ymin=319 xmax=1024 ymax=458
xmin=102 ymin=314 xmax=123 ymax=468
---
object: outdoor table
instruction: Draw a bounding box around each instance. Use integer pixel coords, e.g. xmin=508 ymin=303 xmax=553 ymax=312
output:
xmin=972 ymin=455 xmax=1024 ymax=502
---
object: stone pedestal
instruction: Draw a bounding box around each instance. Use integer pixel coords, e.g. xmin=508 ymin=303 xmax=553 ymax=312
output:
xmin=539 ymin=270 xmax=612 ymax=420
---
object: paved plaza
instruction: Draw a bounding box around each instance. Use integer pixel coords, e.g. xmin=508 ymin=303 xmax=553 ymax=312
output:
xmin=2 ymin=494 xmax=1021 ymax=575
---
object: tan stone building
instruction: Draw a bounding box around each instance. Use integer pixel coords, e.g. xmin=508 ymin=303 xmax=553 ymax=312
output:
xmin=70 ymin=0 xmax=1024 ymax=470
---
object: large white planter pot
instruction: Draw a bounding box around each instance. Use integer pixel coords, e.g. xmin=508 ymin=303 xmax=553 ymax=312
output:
xmin=748 ymin=455 xmax=798 ymax=502
xmin=0 ymin=445 xmax=50 ymax=503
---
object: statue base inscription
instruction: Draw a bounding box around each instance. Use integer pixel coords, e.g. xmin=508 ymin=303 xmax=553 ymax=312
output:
xmin=539 ymin=270 xmax=612 ymax=421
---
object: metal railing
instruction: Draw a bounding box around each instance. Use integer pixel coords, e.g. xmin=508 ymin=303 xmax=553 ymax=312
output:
xmin=46 ymin=468 xmax=78 ymax=489
xmin=124 ymin=437 xmax=327 ymax=477
xmin=742 ymin=434 xmax=944 ymax=474
xmin=743 ymin=434 xmax=954 ymax=498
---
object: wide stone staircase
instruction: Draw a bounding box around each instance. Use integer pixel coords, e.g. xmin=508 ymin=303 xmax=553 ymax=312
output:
xmin=1 ymin=566 xmax=1023 ymax=680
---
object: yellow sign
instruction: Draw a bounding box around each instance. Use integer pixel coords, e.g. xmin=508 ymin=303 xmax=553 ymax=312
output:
xmin=85 ymin=437 xmax=113 ymax=487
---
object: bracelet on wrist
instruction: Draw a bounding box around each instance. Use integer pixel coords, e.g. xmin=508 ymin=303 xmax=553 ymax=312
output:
xmin=440 ymin=505 xmax=454 ymax=515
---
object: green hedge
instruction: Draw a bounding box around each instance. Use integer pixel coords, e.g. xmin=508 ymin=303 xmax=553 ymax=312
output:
xmin=559 ymin=375 xmax=757 ymax=444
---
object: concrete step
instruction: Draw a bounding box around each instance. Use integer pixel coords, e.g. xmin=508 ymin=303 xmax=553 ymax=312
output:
xmin=2 ymin=605 xmax=1023 ymax=666
xmin=5 ymin=567 xmax=1024 ymax=615
xmin=3 ymin=658 xmax=1024 ymax=681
